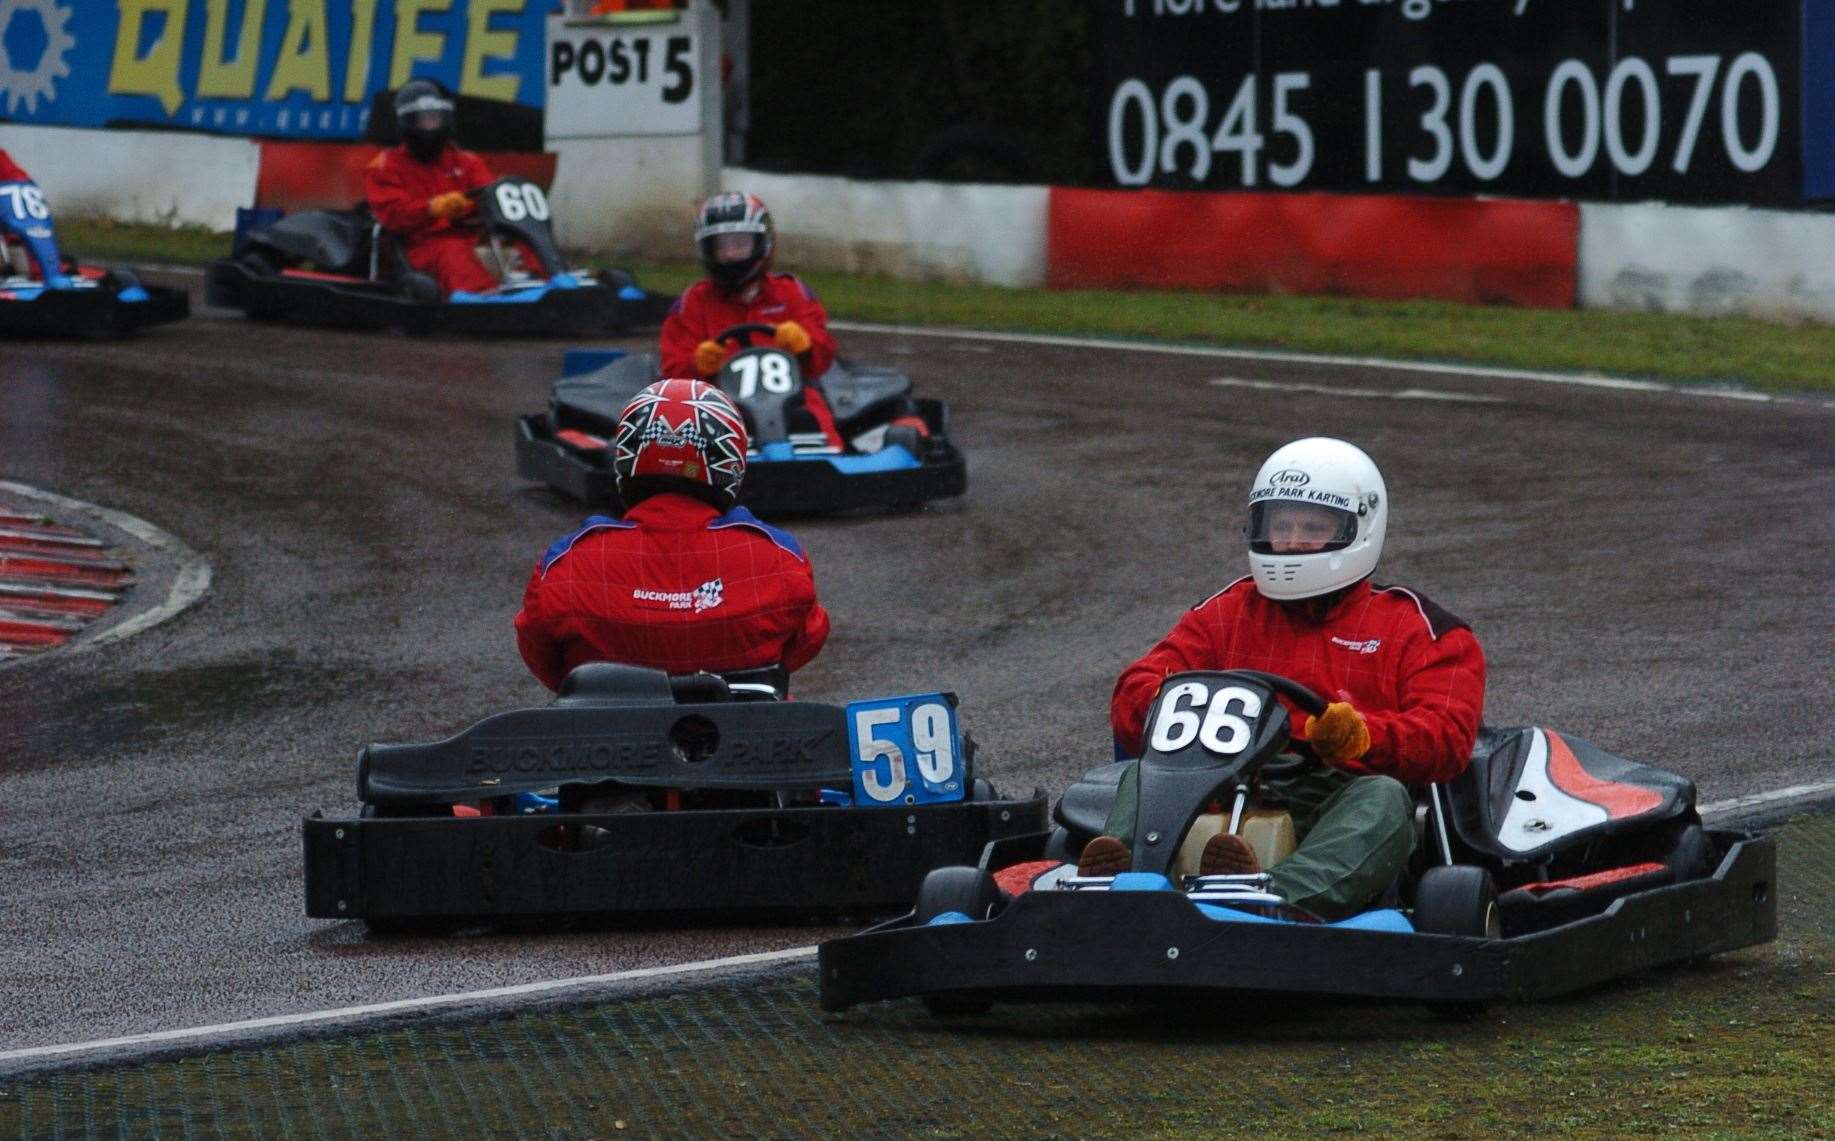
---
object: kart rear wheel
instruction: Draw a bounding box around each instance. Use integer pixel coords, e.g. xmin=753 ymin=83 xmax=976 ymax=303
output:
xmin=913 ymin=866 xmax=1007 ymax=1016
xmin=1412 ymin=865 xmax=1501 ymax=939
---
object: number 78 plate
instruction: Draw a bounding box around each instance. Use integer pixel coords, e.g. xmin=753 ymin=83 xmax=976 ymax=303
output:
xmin=846 ymin=693 xmax=965 ymax=806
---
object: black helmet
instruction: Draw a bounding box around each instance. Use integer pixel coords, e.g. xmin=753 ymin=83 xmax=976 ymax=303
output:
xmin=694 ymin=192 xmax=775 ymax=293
xmin=394 ymin=79 xmax=455 ymax=163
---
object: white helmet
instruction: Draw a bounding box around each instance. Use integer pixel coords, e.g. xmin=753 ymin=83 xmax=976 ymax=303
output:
xmin=1246 ymin=438 xmax=1387 ymax=600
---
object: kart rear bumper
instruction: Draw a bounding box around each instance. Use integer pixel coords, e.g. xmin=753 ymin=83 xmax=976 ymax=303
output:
xmin=208 ymin=259 xmax=670 ymax=335
xmin=516 ymin=412 xmax=968 ymax=516
xmin=0 ymin=284 xmax=189 ymax=337
xmin=304 ymin=790 xmax=1047 ymax=922
xmin=817 ymin=829 xmax=1776 ymax=1011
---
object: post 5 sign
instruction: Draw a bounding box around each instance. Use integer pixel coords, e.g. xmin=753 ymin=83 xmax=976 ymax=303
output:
xmin=847 ymin=694 xmax=966 ymax=807
xmin=546 ymin=16 xmax=702 ymax=139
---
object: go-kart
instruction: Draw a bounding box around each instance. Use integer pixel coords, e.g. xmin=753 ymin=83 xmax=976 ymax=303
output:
xmin=206 ymin=177 xmax=674 ymax=336
xmin=818 ymin=670 xmax=1776 ymax=1014
xmin=302 ymin=661 xmax=1045 ymax=932
xmin=516 ymin=323 xmax=969 ymax=516
xmin=0 ymin=178 xmax=189 ymax=338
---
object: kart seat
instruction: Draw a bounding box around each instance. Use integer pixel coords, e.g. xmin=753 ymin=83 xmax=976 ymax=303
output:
xmin=822 ymin=360 xmax=914 ymax=426
xmin=1051 ymin=760 xmax=1132 ymax=842
xmin=554 ymin=662 xmax=675 ymax=706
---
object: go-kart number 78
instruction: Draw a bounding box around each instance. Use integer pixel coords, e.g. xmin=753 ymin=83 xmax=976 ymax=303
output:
xmin=852 ymin=700 xmax=958 ymax=804
xmin=727 ymin=353 xmax=797 ymax=398
xmin=1149 ymin=682 xmax=1263 ymax=756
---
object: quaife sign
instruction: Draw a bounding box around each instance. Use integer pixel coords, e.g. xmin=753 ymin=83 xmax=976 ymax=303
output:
xmin=0 ymin=1 xmax=546 ymax=139
xmin=1095 ymin=0 xmax=1821 ymax=205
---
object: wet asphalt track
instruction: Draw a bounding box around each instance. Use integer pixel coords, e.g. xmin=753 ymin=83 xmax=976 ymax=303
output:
xmin=0 ymin=273 xmax=1831 ymax=1053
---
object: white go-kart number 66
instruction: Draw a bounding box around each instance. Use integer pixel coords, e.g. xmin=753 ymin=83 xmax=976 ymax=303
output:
xmin=854 ymin=701 xmax=957 ymax=803
xmin=1148 ymin=681 xmax=1264 ymax=756
xmin=726 ymin=352 xmax=797 ymax=399
xmin=494 ymin=182 xmax=550 ymax=223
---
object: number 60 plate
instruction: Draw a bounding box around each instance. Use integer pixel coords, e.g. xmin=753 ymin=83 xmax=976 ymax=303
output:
xmin=846 ymin=693 xmax=964 ymax=806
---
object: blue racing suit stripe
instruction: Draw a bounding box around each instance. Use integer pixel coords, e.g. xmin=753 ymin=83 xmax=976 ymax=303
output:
xmin=539 ymin=514 xmax=636 ymax=576
xmin=708 ymin=506 xmax=806 ymax=561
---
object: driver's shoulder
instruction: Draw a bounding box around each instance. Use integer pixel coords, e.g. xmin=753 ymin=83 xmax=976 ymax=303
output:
xmin=1190 ymin=576 xmax=1256 ymax=612
xmin=1367 ymin=582 xmax=1472 ymax=641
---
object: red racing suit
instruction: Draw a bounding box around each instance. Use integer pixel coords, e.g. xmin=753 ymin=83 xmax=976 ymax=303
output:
xmin=659 ymin=275 xmax=842 ymax=445
xmin=0 ymin=150 xmax=28 ymax=182
xmin=1111 ymin=577 xmax=1485 ymax=785
xmin=363 ymin=143 xmax=497 ymax=295
xmin=514 ymin=493 xmax=830 ymax=691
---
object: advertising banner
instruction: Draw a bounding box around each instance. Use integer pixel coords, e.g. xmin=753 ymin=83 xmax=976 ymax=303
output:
xmin=1094 ymin=0 xmax=1821 ymax=205
xmin=0 ymin=1 xmax=549 ymax=140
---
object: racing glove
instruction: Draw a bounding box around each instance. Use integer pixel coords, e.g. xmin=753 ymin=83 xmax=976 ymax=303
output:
xmin=1305 ymin=701 xmax=1371 ymax=767
xmin=694 ymin=339 xmax=731 ymax=375
xmin=428 ymin=191 xmax=474 ymax=221
xmin=774 ymin=320 xmax=812 ymax=355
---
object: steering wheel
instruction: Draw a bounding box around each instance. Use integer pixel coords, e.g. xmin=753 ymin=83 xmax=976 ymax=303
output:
xmin=1206 ymin=670 xmax=1330 ymax=781
xmin=713 ymin=322 xmax=780 ymax=348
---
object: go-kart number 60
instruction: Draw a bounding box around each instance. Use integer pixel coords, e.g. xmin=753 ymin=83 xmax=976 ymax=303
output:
xmin=1149 ymin=682 xmax=1263 ymax=756
xmin=0 ymin=183 xmax=49 ymax=222
xmin=494 ymin=182 xmax=550 ymax=223
xmin=728 ymin=353 xmax=797 ymax=398
xmin=853 ymin=701 xmax=957 ymax=804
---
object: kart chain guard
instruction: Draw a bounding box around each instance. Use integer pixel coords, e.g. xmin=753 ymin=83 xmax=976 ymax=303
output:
xmin=359 ymin=699 xmax=853 ymax=806
xmin=1447 ymin=725 xmax=1695 ymax=865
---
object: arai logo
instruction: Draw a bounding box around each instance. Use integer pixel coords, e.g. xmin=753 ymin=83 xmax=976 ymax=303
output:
xmin=1269 ymin=469 xmax=1310 ymax=488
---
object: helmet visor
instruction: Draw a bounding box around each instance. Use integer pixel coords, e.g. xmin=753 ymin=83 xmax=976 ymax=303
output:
xmin=1248 ymin=500 xmax=1359 ymax=555
xmin=707 ymin=232 xmax=758 ymax=265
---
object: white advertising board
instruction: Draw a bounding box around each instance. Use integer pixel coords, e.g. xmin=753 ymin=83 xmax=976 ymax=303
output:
xmin=546 ymin=16 xmax=704 ymax=139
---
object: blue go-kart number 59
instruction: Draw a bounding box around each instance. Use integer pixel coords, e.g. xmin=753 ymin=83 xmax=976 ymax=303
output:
xmin=848 ymin=693 xmax=964 ymax=806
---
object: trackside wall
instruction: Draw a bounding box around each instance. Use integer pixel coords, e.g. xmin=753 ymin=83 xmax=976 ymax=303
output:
xmin=1577 ymin=203 xmax=1835 ymax=322
xmin=0 ymin=124 xmax=258 ymax=230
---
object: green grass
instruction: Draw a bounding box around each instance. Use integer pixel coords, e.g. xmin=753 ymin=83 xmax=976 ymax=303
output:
xmin=59 ymin=220 xmax=1835 ymax=395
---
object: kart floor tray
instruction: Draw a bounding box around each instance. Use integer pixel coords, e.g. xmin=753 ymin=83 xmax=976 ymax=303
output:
xmin=305 ymin=791 xmax=1046 ymax=923
xmin=817 ymin=831 xmax=1775 ymax=1011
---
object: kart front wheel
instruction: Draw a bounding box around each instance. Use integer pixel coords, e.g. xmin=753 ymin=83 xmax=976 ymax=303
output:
xmin=1412 ymin=865 xmax=1500 ymax=939
xmin=913 ymin=866 xmax=1007 ymax=1016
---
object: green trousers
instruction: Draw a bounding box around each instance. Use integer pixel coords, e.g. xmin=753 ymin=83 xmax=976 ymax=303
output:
xmin=1100 ymin=762 xmax=1415 ymax=921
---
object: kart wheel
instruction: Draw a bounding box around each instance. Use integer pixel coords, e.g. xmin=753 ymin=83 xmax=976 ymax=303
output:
xmin=104 ymin=266 xmax=143 ymax=292
xmin=1412 ymin=865 xmax=1501 ymax=939
xmin=398 ymin=271 xmax=440 ymax=304
xmin=883 ymin=424 xmax=925 ymax=458
xmin=236 ymin=249 xmax=281 ymax=277
xmin=1042 ymin=828 xmax=1078 ymax=864
xmin=1662 ymin=823 xmax=1711 ymax=882
xmin=914 ymin=866 xmax=1006 ymax=1016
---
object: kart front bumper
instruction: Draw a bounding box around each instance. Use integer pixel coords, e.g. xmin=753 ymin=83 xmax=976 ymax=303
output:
xmin=0 ymin=284 xmax=189 ymax=337
xmin=304 ymin=790 xmax=1047 ymax=923
xmin=817 ymin=830 xmax=1776 ymax=1011
xmin=208 ymin=260 xmax=671 ymax=335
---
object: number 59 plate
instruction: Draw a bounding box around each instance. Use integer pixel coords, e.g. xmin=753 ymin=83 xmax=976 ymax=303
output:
xmin=846 ymin=693 xmax=965 ymax=806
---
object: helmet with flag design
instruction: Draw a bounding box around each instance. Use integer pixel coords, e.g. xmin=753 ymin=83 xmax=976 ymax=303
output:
xmin=612 ymin=379 xmax=750 ymax=509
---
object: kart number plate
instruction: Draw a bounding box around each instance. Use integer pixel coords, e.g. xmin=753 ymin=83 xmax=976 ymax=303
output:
xmin=846 ymin=693 xmax=964 ymax=806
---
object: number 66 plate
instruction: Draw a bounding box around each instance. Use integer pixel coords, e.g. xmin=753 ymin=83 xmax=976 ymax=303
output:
xmin=847 ymin=693 xmax=965 ymax=806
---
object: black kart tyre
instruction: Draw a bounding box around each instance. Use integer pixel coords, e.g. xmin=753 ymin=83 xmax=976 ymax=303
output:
xmin=913 ymin=866 xmax=1006 ymax=1016
xmin=1412 ymin=865 xmax=1501 ymax=939
xmin=1661 ymin=822 xmax=1712 ymax=881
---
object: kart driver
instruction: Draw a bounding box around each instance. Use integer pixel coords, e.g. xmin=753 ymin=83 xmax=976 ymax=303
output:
xmin=362 ymin=80 xmax=504 ymax=296
xmin=0 ymin=149 xmax=28 ymax=183
xmin=658 ymin=192 xmax=846 ymax=447
xmin=515 ymin=379 xmax=830 ymax=691
xmin=1083 ymin=437 xmax=1486 ymax=921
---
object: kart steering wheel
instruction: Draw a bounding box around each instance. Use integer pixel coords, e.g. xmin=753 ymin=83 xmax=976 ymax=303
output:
xmin=714 ymin=322 xmax=780 ymax=348
xmin=1207 ymin=670 xmax=1330 ymax=781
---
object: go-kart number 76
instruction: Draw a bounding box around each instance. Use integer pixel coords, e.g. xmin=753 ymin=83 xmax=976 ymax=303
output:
xmin=849 ymin=696 xmax=962 ymax=805
xmin=0 ymin=183 xmax=49 ymax=222
xmin=1149 ymin=681 xmax=1264 ymax=756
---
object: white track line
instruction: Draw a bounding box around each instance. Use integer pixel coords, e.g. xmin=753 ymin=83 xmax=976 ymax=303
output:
xmin=0 ymin=946 xmax=816 ymax=1067
xmin=833 ymin=320 xmax=1824 ymax=406
xmin=1210 ymin=376 xmax=1508 ymax=404
xmin=0 ymin=481 xmax=212 ymax=652
xmin=5 ymin=779 xmax=1829 ymax=1069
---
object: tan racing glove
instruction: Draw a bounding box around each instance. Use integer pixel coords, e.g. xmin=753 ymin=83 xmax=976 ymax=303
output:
xmin=774 ymin=320 xmax=812 ymax=355
xmin=428 ymin=191 xmax=474 ymax=221
xmin=1305 ymin=701 xmax=1371 ymax=766
xmin=693 ymin=339 xmax=730 ymax=375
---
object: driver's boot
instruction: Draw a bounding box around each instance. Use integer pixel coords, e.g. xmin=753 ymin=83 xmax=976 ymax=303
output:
xmin=1200 ymin=833 xmax=1262 ymax=876
xmin=1076 ymin=835 xmax=1132 ymax=876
